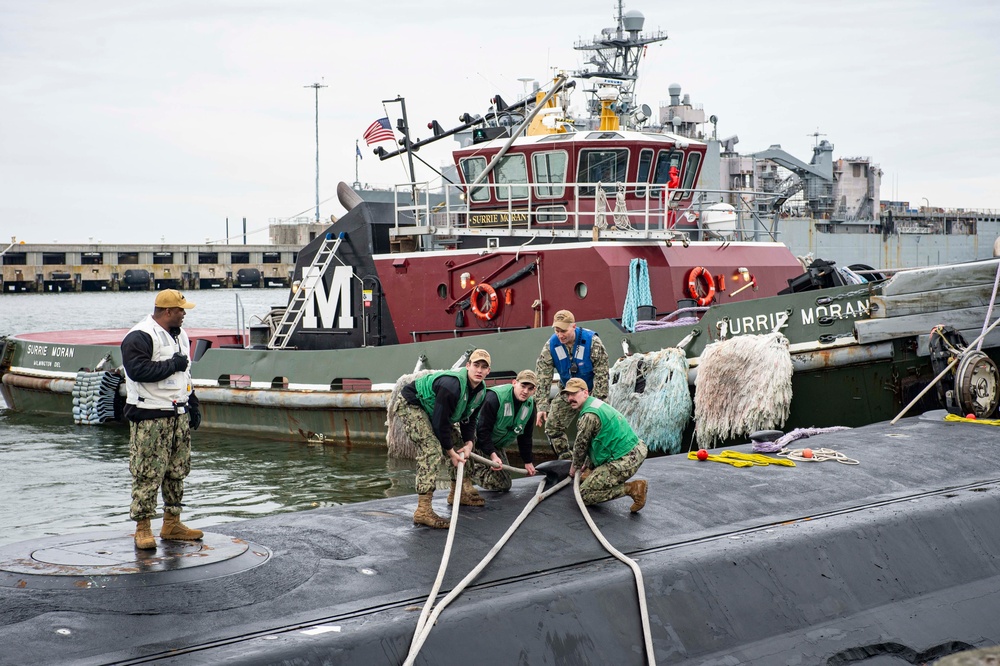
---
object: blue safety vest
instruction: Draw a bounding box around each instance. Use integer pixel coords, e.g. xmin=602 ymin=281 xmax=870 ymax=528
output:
xmin=549 ymin=327 xmax=596 ymax=389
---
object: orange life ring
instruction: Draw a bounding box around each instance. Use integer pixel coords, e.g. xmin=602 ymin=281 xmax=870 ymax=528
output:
xmin=470 ymin=284 xmax=500 ymax=321
xmin=685 ymin=266 xmax=716 ymax=306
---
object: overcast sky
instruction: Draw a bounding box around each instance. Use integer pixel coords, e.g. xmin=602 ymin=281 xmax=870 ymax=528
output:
xmin=2 ymin=0 xmax=997 ymax=244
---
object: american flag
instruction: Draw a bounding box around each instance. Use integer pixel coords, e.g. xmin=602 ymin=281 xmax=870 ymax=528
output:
xmin=363 ymin=117 xmax=395 ymax=145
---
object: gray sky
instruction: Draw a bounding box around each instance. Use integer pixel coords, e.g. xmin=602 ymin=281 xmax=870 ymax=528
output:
xmin=2 ymin=0 xmax=997 ymax=244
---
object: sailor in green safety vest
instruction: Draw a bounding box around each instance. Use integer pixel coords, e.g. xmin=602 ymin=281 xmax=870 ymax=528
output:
xmin=473 ymin=369 xmax=539 ymax=492
xmin=394 ymin=349 xmax=492 ymax=529
xmin=561 ymin=378 xmax=649 ymax=512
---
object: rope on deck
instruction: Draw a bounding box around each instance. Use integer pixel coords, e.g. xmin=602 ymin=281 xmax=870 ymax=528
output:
xmin=404 ymin=462 xmax=571 ymax=666
xmin=572 ymin=472 xmax=655 ymax=666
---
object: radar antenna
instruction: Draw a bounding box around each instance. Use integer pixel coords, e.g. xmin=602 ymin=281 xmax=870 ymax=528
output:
xmin=574 ymin=1 xmax=667 ymax=126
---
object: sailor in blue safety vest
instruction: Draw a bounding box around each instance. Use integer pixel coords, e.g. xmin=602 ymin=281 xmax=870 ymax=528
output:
xmin=562 ymin=378 xmax=649 ymax=512
xmin=534 ymin=309 xmax=609 ymax=459
xmin=473 ymin=369 xmax=539 ymax=491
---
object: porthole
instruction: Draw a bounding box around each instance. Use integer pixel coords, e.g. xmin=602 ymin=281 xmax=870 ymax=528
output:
xmin=575 ymin=282 xmax=588 ymax=299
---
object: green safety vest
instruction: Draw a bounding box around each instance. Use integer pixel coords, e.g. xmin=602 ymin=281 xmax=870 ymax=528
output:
xmin=487 ymin=384 xmax=534 ymax=449
xmin=415 ymin=369 xmax=485 ymax=423
xmin=579 ymin=396 xmax=638 ymax=466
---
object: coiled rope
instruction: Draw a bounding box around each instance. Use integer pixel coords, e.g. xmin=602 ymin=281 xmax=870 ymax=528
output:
xmin=686 ymin=450 xmax=796 ymax=468
xmin=622 ymin=258 xmax=652 ymax=332
xmin=944 ymin=413 xmax=1000 ymax=426
xmin=777 ymin=448 xmax=859 ymax=464
xmin=572 ymin=472 xmax=655 ymax=665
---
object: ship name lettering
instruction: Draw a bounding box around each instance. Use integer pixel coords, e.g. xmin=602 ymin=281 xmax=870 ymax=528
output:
xmin=26 ymin=344 xmax=48 ymax=356
xmin=800 ymin=299 xmax=870 ymax=326
xmin=727 ymin=310 xmax=789 ymax=336
xmin=51 ymin=346 xmax=74 ymax=358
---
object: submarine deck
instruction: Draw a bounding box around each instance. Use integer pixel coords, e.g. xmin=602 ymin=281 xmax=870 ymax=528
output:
xmin=2 ymin=411 xmax=1000 ymax=665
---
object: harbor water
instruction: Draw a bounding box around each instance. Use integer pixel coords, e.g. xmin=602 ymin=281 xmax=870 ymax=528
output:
xmin=0 ymin=289 xmax=416 ymax=547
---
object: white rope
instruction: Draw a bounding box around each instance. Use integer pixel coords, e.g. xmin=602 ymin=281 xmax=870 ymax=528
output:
xmin=777 ymin=447 xmax=859 ymax=464
xmin=408 ymin=461 xmax=467 ymax=655
xmin=469 ymin=451 xmax=528 ymax=475
xmin=613 ymin=182 xmax=632 ymax=229
xmin=977 ymin=260 xmax=1000 ymax=352
xmin=595 ymin=183 xmax=609 ymax=230
xmin=571 ymin=473 xmax=655 ymax=665
xmin=404 ymin=465 xmax=572 ymax=666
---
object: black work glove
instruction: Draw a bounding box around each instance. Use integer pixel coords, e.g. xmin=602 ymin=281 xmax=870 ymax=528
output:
xmin=170 ymin=352 xmax=189 ymax=372
xmin=189 ymin=406 xmax=201 ymax=430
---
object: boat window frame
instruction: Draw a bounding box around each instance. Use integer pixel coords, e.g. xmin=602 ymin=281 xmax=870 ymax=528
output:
xmin=534 ymin=205 xmax=568 ymax=224
xmin=531 ymin=150 xmax=569 ymax=199
xmin=576 ymin=147 xmax=630 ymax=197
xmin=634 ymin=148 xmax=654 ymax=198
xmin=680 ymin=151 xmax=702 ymax=199
xmin=460 ymin=156 xmax=491 ymax=203
xmin=650 ymin=149 xmax=683 ymax=198
xmin=495 ymin=153 xmax=529 ymax=202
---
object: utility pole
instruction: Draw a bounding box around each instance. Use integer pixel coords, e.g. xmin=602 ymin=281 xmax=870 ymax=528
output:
xmin=305 ymin=81 xmax=327 ymax=223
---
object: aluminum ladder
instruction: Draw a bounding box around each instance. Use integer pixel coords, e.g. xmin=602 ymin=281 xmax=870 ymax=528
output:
xmin=268 ymin=233 xmax=344 ymax=349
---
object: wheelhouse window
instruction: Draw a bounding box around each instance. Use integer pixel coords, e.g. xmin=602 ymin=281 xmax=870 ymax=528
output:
xmin=496 ymin=154 xmax=528 ymax=202
xmin=460 ymin=157 xmax=490 ymax=202
xmin=651 ymin=150 xmax=683 ymax=197
xmin=576 ymin=148 xmax=628 ymax=196
xmin=680 ymin=152 xmax=702 ymax=199
xmin=532 ymin=151 xmax=567 ymax=198
xmin=635 ymin=149 xmax=654 ymax=198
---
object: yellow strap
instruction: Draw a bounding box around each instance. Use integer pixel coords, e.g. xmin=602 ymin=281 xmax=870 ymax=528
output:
xmin=944 ymin=413 xmax=1000 ymax=426
xmin=688 ymin=450 xmax=796 ymax=467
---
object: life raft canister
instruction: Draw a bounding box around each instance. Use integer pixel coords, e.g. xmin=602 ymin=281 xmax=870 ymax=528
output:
xmin=685 ymin=266 xmax=716 ymax=306
xmin=471 ymin=283 xmax=500 ymax=321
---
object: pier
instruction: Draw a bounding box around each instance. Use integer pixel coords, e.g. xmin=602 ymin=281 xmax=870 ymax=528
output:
xmin=0 ymin=241 xmax=300 ymax=293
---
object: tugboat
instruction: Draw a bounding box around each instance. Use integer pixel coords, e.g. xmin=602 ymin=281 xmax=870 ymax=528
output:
xmin=2 ymin=4 xmax=999 ymax=446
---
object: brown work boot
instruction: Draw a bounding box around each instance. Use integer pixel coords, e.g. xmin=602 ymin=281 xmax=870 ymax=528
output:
xmin=160 ymin=513 xmax=204 ymax=541
xmin=413 ymin=492 xmax=450 ymax=529
xmin=625 ymin=479 xmax=648 ymax=513
xmin=447 ymin=477 xmax=485 ymax=507
xmin=134 ymin=518 xmax=156 ymax=550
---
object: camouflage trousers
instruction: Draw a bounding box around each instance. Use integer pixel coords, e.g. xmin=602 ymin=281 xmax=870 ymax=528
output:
xmin=394 ymin=399 xmax=481 ymax=495
xmin=129 ymin=415 xmax=192 ymax=521
xmin=544 ymin=393 xmax=577 ymax=459
xmin=472 ymin=447 xmax=511 ymax=492
xmin=579 ymin=441 xmax=648 ymax=506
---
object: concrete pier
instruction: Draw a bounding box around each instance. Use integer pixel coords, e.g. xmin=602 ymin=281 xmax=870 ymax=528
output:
xmin=0 ymin=242 xmax=299 ymax=293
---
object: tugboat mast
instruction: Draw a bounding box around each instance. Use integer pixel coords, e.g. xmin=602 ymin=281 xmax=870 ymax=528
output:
xmin=574 ymin=1 xmax=667 ymax=127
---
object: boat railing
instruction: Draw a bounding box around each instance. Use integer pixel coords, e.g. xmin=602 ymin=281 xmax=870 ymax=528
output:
xmin=390 ymin=181 xmax=785 ymax=247
xmin=234 ymin=292 xmax=248 ymax=347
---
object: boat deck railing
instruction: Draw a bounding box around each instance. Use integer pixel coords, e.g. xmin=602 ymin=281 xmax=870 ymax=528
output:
xmin=389 ymin=181 xmax=784 ymax=248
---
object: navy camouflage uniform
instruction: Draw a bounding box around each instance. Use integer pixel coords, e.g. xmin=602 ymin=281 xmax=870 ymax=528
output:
xmin=121 ymin=328 xmax=201 ymax=521
xmin=572 ymin=400 xmax=648 ymax=506
xmin=535 ymin=336 xmax=609 ymax=458
xmin=395 ymin=373 xmax=485 ymax=494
